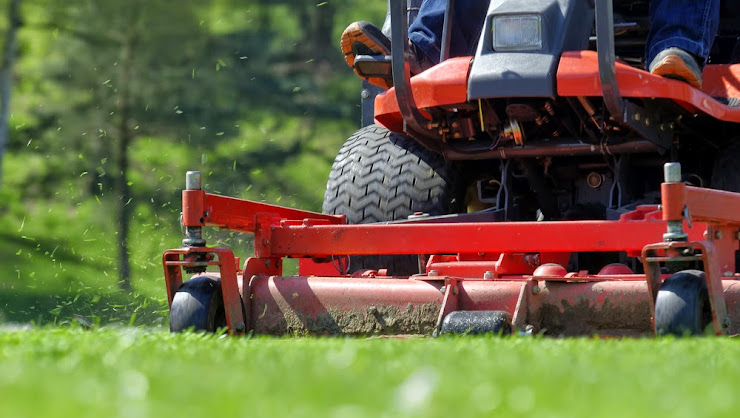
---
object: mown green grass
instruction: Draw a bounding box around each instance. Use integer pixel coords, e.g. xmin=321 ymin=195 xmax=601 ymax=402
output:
xmin=1 ymin=328 xmax=738 ymax=418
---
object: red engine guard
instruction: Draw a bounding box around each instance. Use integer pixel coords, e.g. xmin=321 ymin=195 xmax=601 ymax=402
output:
xmin=374 ymin=50 xmax=740 ymax=132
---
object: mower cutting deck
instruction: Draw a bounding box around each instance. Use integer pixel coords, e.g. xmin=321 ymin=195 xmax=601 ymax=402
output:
xmin=163 ymin=163 xmax=740 ymax=337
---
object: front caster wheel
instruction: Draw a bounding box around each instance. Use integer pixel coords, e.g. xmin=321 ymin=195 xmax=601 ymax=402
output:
xmin=170 ymin=275 xmax=226 ymax=333
xmin=439 ymin=310 xmax=513 ymax=336
xmin=654 ymin=270 xmax=712 ymax=336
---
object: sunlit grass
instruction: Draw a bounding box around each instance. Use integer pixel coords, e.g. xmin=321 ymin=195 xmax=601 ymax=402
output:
xmin=0 ymin=328 xmax=738 ymax=417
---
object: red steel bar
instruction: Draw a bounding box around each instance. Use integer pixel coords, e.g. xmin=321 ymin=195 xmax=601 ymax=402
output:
xmin=262 ymin=218 xmax=706 ymax=258
xmin=181 ymin=191 xmax=345 ymax=230
xmin=662 ymin=182 xmax=740 ymax=225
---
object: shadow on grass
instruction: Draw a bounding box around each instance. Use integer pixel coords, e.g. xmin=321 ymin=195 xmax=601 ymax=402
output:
xmin=0 ymin=289 xmax=168 ymax=327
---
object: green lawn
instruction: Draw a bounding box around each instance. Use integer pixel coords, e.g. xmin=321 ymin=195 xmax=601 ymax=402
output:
xmin=1 ymin=328 xmax=737 ymax=418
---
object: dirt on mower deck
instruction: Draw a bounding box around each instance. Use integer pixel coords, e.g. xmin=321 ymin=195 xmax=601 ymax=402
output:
xmin=255 ymin=302 xmax=441 ymax=336
xmin=536 ymin=281 xmax=653 ymax=337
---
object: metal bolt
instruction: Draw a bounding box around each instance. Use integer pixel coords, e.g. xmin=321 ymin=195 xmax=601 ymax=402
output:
xmin=264 ymin=259 xmax=271 ymax=267
xmin=439 ymin=286 xmax=445 ymax=293
xmin=724 ymin=271 xmax=733 ymax=277
xmin=715 ymin=230 xmax=723 ymax=240
xmin=483 ymin=271 xmax=493 ymax=280
xmin=360 ymin=89 xmax=370 ymax=99
xmin=633 ymin=113 xmax=641 ymax=121
xmin=185 ymin=171 xmax=202 ymax=190
xmin=532 ymin=284 xmax=541 ymax=294
xmin=586 ymin=172 xmax=603 ymax=189
xmin=664 ymin=162 xmax=682 ymax=183
xmin=235 ymin=322 xmax=246 ymax=333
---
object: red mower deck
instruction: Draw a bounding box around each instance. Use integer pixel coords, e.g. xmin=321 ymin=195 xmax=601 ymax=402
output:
xmin=163 ymin=165 xmax=740 ymax=337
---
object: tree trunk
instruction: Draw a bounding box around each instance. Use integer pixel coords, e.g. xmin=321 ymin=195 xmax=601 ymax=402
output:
xmin=115 ymin=26 xmax=136 ymax=290
xmin=0 ymin=0 xmax=22 ymax=188
xmin=312 ymin=3 xmax=335 ymax=62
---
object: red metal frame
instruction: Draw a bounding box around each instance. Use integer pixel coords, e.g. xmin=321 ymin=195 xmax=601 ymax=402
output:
xmin=374 ymin=51 xmax=740 ymax=135
xmin=374 ymin=56 xmax=472 ymax=132
xmin=164 ymin=178 xmax=740 ymax=336
xmin=163 ymin=246 xmax=245 ymax=334
xmin=557 ymin=51 xmax=740 ymax=122
xmin=638 ymin=181 xmax=740 ymax=335
xmin=181 ymin=190 xmax=346 ymax=232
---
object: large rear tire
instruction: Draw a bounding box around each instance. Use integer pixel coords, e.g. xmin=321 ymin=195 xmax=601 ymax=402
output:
xmin=322 ymin=124 xmax=462 ymax=275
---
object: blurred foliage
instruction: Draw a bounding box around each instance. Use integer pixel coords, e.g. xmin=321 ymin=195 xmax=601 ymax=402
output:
xmin=0 ymin=0 xmax=387 ymax=324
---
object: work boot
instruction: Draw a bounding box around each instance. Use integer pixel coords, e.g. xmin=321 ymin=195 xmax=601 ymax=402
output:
xmin=341 ymin=21 xmax=433 ymax=89
xmin=648 ymin=47 xmax=703 ymax=89
xmin=341 ymin=21 xmax=393 ymax=89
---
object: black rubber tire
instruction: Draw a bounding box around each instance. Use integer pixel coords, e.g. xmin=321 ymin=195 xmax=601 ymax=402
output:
xmin=322 ymin=124 xmax=462 ymax=275
xmin=169 ymin=275 xmax=227 ymax=333
xmin=654 ymin=270 xmax=712 ymax=336
xmin=440 ymin=310 xmax=513 ymax=336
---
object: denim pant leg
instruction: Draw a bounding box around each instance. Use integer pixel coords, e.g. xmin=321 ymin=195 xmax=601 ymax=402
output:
xmin=409 ymin=0 xmax=488 ymax=65
xmin=646 ymin=0 xmax=720 ymax=65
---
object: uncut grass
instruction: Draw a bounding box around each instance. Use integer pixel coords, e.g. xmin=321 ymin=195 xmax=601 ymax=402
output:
xmin=1 ymin=329 xmax=738 ymax=418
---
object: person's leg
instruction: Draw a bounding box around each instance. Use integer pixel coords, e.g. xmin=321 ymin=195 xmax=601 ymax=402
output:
xmin=409 ymin=0 xmax=488 ymax=65
xmin=340 ymin=0 xmax=487 ymax=88
xmin=647 ymin=0 xmax=720 ymax=88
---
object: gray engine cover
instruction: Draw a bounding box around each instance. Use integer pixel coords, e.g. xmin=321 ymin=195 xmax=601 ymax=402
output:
xmin=468 ymin=0 xmax=594 ymax=100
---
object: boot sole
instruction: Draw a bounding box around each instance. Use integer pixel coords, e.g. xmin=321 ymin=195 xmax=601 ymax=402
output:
xmin=340 ymin=22 xmax=392 ymax=89
xmin=650 ymin=55 xmax=702 ymax=89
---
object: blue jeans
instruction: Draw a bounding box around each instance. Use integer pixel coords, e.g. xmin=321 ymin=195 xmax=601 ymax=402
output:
xmin=408 ymin=0 xmax=488 ymax=64
xmin=646 ymin=0 xmax=720 ymax=65
xmin=408 ymin=0 xmax=720 ymax=66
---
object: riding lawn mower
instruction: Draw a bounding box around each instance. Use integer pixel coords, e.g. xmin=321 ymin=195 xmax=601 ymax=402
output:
xmin=163 ymin=0 xmax=740 ymax=337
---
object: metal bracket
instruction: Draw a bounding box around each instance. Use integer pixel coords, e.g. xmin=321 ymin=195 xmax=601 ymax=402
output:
xmin=163 ymin=247 xmax=246 ymax=335
xmin=389 ymin=0 xmax=442 ymax=152
xmin=642 ymin=241 xmax=730 ymax=335
xmin=595 ymin=0 xmax=672 ymax=151
xmin=433 ymin=279 xmax=460 ymax=336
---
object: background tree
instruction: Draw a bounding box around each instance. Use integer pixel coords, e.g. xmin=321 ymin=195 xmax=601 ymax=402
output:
xmin=0 ymin=0 xmax=386 ymax=324
xmin=0 ymin=0 xmax=22 ymax=188
xmin=35 ymin=0 xmax=238 ymax=289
